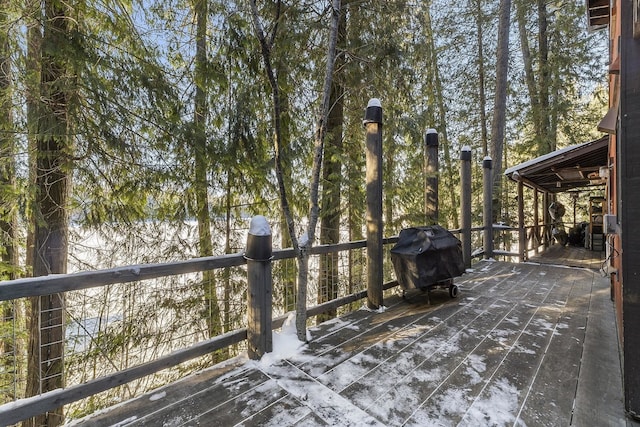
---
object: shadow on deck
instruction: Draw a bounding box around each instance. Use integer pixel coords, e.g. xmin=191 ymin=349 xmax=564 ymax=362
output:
xmin=74 ymin=260 xmax=638 ymax=426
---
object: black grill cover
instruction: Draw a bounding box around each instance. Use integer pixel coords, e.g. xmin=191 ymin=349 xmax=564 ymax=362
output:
xmin=390 ymin=225 xmax=465 ymax=290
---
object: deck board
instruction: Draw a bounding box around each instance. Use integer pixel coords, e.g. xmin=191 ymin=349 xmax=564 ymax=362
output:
xmin=528 ymin=243 xmax=605 ymax=270
xmin=72 ymin=260 xmax=639 ymax=427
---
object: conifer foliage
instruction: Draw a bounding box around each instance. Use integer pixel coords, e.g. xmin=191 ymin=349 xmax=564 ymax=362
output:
xmin=0 ymin=0 xmax=607 ymax=422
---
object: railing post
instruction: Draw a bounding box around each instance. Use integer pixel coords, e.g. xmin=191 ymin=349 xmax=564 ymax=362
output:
xmin=483 ymin=156 xmax=493 ymax=259
xmin=518 ymin=180 xmax=526 ymax=262
xmin=425 ymin=129 xmax=439 ymax=225
xmin=460 ymin=146 xmax=472 ymax=268
xmin=245 ymin=215 xmax=273 ymax=360
xmin=364 ymin=98 xmax=384 ymax=310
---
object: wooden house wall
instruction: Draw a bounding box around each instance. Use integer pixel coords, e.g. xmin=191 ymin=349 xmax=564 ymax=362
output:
xmin=609 ymin=0 xmax=640 ymax=418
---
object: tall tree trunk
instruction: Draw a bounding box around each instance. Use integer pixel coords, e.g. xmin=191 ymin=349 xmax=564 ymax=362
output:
xmin=251 ymin=0 xmax=304 ymax=337
xmin=318 ymin=6 xmax=346 ymax=323
xmin=25 ymin=0 xmax=42 ymax=276
xmin=220 ymin=170 xmax=232 ymax=359
xmin=193 ymin=0 xmax=221 ymax=343
xmin=490 ymin=0 xmax=512 ymax=223
xmin=251 ymin=0 xmax=341 ymax=340
xmin=345 ymin=2 xmax=365 ymax=312
xmin=17 ymin=0 xmax=40 ymax=414
xmin=276 ymin=45 xmax=297 ymax=314
xmin=473 ymin=0 xmax=489 ymax=157
xmin=25 ymin=2 xmax=73 ymax=425
xmin=537 ymin=0 xmax=551 ymax=155
xmin=549 ymin=36 xmax=560 ymax=150
xmin=0 ymin=0 xmax=22 ymax=405
xmin=516 ymin=0 xmax=541 ymax=144
xmin=424 ymin=1 xmax=458 ymax=228
xmin=297 ymin=0 xmax=341 ymax=339
xmin=0 ymin=0 xmax=16 ymax=279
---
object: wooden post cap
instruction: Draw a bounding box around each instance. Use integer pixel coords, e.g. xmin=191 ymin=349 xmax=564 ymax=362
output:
xmin=483 ymin=156 xmax=492 ymax=169
xmin=425 ymin=128 xmax=438 ymax=146
xmin=363 ymin=98 xmax=383 ymax=125
xmin=460 ymin=146 xmax=472 ymax=161
xmin=245 ymin=216 xmax=272 ymax=261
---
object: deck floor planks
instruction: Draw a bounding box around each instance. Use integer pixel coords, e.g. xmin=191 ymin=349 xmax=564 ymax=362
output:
xmin=326 ymin=264 xmax=539 ymax=403
xmin=292 ymin=296 xmax=448 ymax=378
xmin=75 ymin=260 xmax=639 ymax=427
xmin=396 ymin=265 xmax=572 ymax=425
xmin=361 ymin=298 xmax=533 ymax=425
xmin=528 ymin=243 xmax=605 ymax=271
xmin=458 ymin=265 xmax=582 ymax=424
xmin=115 ymin=366 xmax=279 ymax=426
xmin=71 ymin=359 xmax=247 ymax=426
xmin=235 ymin=395 xmax=319 ymax=426
xmin=572 ymin=274 xmax=631 ymax=426
xmin=517 ymin=269 xmax=593 ymax=426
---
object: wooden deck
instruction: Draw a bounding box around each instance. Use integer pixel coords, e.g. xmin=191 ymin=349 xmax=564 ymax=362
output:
xmin=73 ymin=260 xmax=639 ymax=426
xmin=528 ymin=243 xmax=606 ymax=271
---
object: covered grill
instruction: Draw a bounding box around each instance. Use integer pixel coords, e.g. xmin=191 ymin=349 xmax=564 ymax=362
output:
xmin=390 ymin=225 xmax=465 ymax=298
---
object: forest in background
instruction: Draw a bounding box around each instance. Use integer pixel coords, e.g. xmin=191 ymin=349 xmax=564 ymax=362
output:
xmin=0 ymin=0 xmax=608 ymax=424
xmin=0 ymin=0 xmax=608 ymax=271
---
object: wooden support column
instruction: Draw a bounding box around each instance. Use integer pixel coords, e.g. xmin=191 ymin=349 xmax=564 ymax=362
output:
xmin=534 ymin=189 xmax=540 ymax=254
xmin=245 ymin=216 xmax=273 ymax=360
xmin=425 ymin=129 xmax=439 ymax=225
xmin=518 ymin=180 xmax=526 ymax=262
xmin=483 ymin=156 xmax=493 ymax=259
xmin=543 ymin=191 xmax=551 ymax=248
xmin=460 ymin=146 xmax=472 ymax=268
xmin=364 ymin=98 xmax=384 ymax=309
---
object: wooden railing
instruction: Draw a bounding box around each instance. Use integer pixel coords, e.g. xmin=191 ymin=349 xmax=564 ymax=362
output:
xmin=0 ymin=131 xmax=557 ymax=424
xmin=0 ymin=224 xmax=553 ymax=424
xmin=0 ymin=236 xmax=404 ymax=425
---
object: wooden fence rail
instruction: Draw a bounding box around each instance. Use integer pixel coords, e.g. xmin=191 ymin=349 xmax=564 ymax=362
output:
xmin=0 ymin=235 xmax=405 ymax=425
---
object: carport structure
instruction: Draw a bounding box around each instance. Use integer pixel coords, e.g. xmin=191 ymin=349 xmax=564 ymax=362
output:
xmin=504 ymin=136 xmax=609 ymax=262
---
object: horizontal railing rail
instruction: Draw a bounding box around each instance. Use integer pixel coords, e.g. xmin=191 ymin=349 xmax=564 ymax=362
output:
xmin=0 ymin=236 xmax=407 ymax=425
xmin=0 ymin=226 xmax=551 ymax=424
xmin=0 ymin=239 xmax=403 ymax=301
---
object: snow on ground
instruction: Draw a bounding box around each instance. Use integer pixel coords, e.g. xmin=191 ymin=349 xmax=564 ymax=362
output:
xmin=257 ymin=312 xmax=311 ymax=368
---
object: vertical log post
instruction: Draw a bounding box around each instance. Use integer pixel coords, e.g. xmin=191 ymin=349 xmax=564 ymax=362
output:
xmin=460 ymin=146 xmax=472 ymax=268
xmin=518 ymin=180 xmax=526 ymax=262
xmin=483 ymin=156 xmax=493 ymax=259
xmin=364 ymin=98 xmax=384 ymax=310
xmin=425 ymin=129 xmax=439 ymax=225
xmin=543 ymin=191 xmax=550 ymax=248
xmin=245 ymin=215 xmax=273 ymax=360
xmin=534 ymin=189 xmax=539 ymax=254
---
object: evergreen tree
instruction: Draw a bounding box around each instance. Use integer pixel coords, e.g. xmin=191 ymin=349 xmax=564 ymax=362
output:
xmin=25 ymin=1 xmax=77 ymax=425
xmin=0 ymin=0 xmax=17 ymax=281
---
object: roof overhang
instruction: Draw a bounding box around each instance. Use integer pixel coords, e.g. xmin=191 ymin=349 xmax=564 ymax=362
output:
xmin=586 ymin=0 xmax=610 ymax=31
xmin=504 ymin=136 xmax=609 ymax=194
